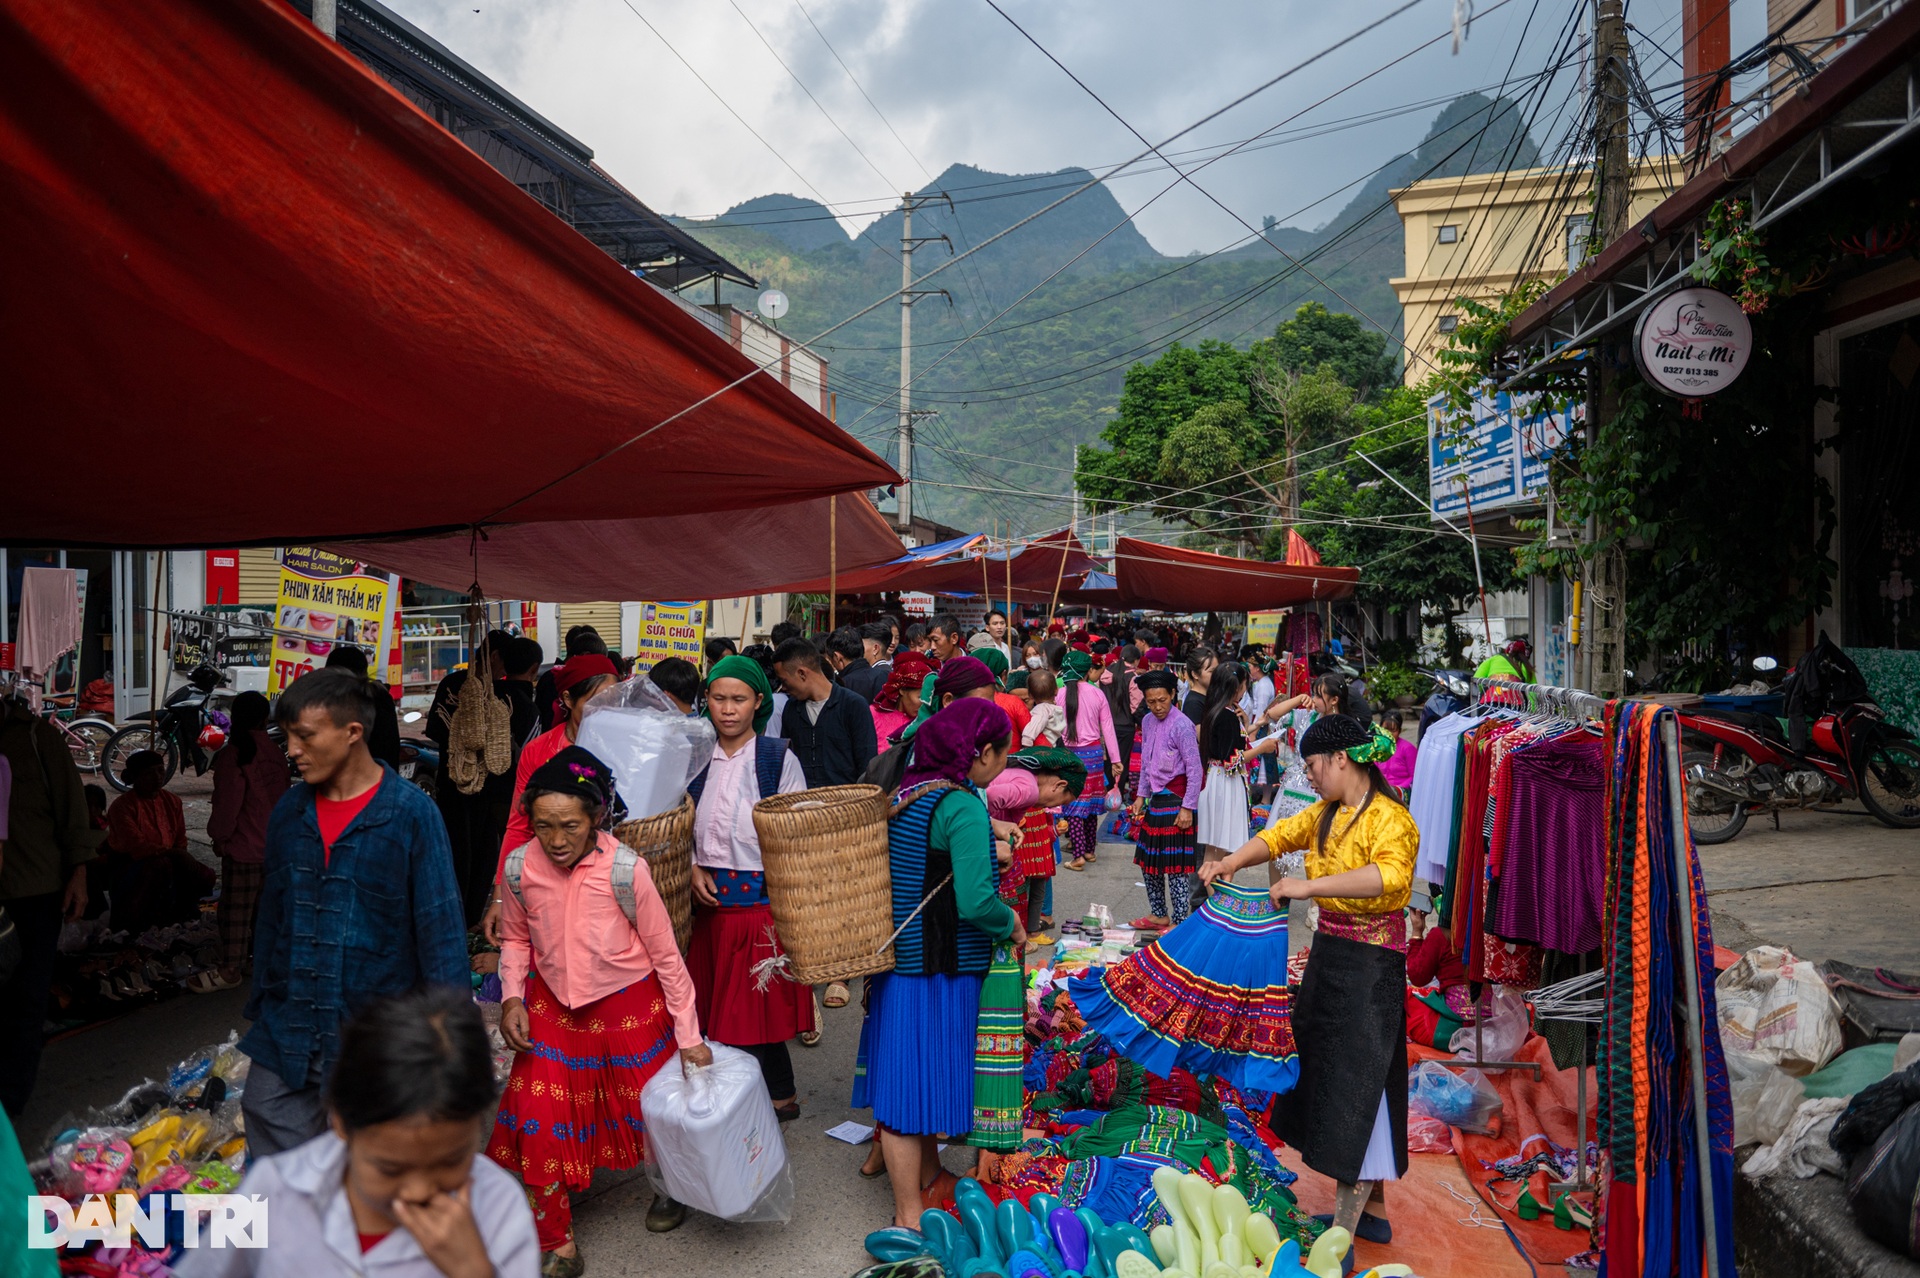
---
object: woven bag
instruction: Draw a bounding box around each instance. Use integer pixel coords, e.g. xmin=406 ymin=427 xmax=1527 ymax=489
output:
xmin=445 ymin=626 xmax=512 ymax=796
xmin=614 ymin=795 xmax=696 ymax=952
xmin=752 ymin=784 xmax=893 ymax=985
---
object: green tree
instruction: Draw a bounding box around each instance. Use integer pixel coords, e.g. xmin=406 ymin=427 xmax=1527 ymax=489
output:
xmin=1289 ymin=386 xmax=1501 ymax=614
xmin=1258 ymin=301 xmax=1400 ymax=398
xmin=1076 ymin=340 xmax=1256 ymax=524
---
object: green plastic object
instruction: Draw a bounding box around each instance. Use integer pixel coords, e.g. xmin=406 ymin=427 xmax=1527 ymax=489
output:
xmin=1801 ymin=1044 xmax=1898 ymax=1099
xmin=865 ymin=1227 xmax=933 ymax=1262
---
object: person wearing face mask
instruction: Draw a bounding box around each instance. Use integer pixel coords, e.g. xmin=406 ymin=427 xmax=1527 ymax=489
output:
xmin=490 ymin=747 xmax=710 ymax=1273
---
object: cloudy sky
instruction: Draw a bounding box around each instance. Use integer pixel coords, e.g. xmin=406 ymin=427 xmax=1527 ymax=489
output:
xmin=386 ymin=0 xmax=1713 ymax=256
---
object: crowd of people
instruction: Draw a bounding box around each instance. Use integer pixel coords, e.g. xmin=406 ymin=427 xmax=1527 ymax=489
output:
xmin=1 ymin=606 xmax=1448 ymax=1278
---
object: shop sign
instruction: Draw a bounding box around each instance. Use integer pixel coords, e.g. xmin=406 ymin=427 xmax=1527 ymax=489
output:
xmin=632 ymin=601 xmax=705 ymax=672
xmin=1633 ymin=286 xmax=1752 ymax=397
xmin=1246 ymin=611 xmax=1283 ymax=646
xmin=267 ymin=548 xmax=392 ymax=696
xmin=1427 ymin=384 xmax=1578 ymax=519
xmin=204 ymin=550 xmax=240 ymax=605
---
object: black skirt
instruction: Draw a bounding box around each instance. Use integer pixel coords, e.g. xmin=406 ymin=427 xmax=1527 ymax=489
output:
xmin=1269 ymin=932 xmax=1408 ymax=1184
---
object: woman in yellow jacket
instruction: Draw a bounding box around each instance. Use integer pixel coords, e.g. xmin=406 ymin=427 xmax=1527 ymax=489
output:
xmin=1199 ymin=713 xmax=1417 ymax=1269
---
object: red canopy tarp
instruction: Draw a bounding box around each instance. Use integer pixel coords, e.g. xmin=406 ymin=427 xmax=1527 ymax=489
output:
xmin=764 ymin=529 xmax=1099 ymax=599
xmin=323 ymin=494 xmax=904 ymax=604
xmin=0 ymin=0 xmax=894 ymax=548
xmin=1103 ymin=537 xmax=1358 ymax=612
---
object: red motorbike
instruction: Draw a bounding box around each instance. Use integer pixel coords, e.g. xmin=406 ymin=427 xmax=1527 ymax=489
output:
xmin=1682 ymin=691 xmax=1920 ymax=845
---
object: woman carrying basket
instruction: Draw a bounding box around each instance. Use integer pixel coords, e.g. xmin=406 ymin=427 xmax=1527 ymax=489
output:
xmin=854 ymin=699 xmax=1025 ymax=1229
xmin=687 ymin=655 xmax=813 ymax=1130
xmin=490 ymin=746 xmax=710 ymax=1277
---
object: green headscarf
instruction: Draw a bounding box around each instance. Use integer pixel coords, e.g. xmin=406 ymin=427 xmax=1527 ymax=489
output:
xmin=1007 ymin=745 xmax=1087 ymax=797
xmin=1348 ymin=723 xmax=1398 ymax=765
xmin=1058 ymin=650 xmax=1093 ymax=684
xmin=1004 ymin=668 xmax=1031 ymax=692
xmin=705 ymin=654 xmax=774 ymax=736
xmin=899 ymin=671 xmax=943 ymax=742
xmin=977 ymin=648 xmax=1010 ymax=680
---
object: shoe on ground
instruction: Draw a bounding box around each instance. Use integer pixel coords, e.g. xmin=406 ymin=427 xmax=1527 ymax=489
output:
xmin=1027 ymin=933 xmax=1055 ymax=947
xmin=1064 ymin=858 xmax=1086 ymax=872
xmin=541 ymin=1245 xmax=587 ymax=1276
xmin=1313 ymin=1211 xmax=1392 ymax=1244
xmin=799 ymin=991 xmax=823 ymax=1046
xmin=645 ymin=1194 xmax=687 ymax=1233
xmin=774 ymin=1100 xmax=801 ymax=1123
xmin=823 ymin=981 xmax=851 ymax=1008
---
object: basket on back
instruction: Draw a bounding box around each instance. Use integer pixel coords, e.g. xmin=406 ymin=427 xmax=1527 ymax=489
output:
xmin=614 ymin=794 xmax=696 ymax=952
xmin=752 ymin=784 xmax=893 ymax=985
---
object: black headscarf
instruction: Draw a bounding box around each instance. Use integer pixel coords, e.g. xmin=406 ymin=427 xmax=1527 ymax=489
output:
xmin=1297 ymin=713 xmax=1374 ymax=758
xmin=522 ymin=745 xmax=618 ymax=818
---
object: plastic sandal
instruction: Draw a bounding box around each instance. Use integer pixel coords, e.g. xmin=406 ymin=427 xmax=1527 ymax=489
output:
xmin=1064 ymin=858 xmax=1086 ymax=872
xmin=823 ymin=982 xmax=851 ymax=1008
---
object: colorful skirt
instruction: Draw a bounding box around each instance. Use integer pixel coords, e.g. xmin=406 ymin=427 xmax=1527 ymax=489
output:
xmin=1125 ymin=726 xmax=1143 ymax=801
xmin=1015 ymin=808 xmax=1057 ymax=880
xmin=1133 ymin=781 xmax=1196 ymax=876
xmin=852 ymin=970 xmax=983 ymax=1136
xmin=968 ymin=944 xmax=1027 ymax=1152
xmin=487 ymin=971 xmax=677 ymax=1191
xmin=1067 ymin=881 xmax=1298 ymax=1095
xmin=1057 ymin=742 xmax=1109 ymax=820
xmin=687 ymin=885 xmax=815 ymax=1046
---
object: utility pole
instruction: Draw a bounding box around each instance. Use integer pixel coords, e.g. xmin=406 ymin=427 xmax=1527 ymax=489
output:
xmin=1583 ymin=0 xmax=1631 ymax=696
xmin=311 ymin=0 xmax=337 ymax=39
xmin=895 ymin=192 xmax=953 ymax=533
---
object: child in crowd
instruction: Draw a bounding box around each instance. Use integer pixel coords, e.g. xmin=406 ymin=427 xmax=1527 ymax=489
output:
xmin=1021 ymin=669 xmax=1065 ymax=747
xmin=181 ymin=987 xmax=539 ymax=1278
xmin=1378 ymin=710 xmax=1418 ymax=800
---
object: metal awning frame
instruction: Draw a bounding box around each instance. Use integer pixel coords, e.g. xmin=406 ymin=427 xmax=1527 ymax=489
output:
xmin=1503 ymin=59 xmax=1920 ymax=387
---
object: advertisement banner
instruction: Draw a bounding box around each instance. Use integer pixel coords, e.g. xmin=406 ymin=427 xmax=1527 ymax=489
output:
xmin=1246 ymin=611 xmax=1283 ymax=646
xmin=1427 ymin=386 xmax=1579 ymax=520
xmin=632 ymin=601 xmax=706 ymax=673
xmin=267 ymin=548 xmax=392 ymax=696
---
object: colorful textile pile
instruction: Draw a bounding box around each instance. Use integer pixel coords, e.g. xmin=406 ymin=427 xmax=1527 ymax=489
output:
xmin=1066 ymin=881 xmax=1299 ymax=1094
xmin=1598 ymin=703 xmax=1735 ymax=1278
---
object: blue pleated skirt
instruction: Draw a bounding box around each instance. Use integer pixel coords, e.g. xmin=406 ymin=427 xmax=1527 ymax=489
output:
xmin=851 ymin=970 xmax=983 ymax=1136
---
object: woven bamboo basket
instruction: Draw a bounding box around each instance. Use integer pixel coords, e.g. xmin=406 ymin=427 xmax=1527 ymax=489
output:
xmin=614 ymin=795 xmax=696 ymax=952
xmin=752 ymin=784 xmax=894 ymax=985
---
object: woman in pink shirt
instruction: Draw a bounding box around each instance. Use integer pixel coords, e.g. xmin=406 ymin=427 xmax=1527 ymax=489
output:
xmin=489 ymin=746 xmax=709 ymax=1274
xmin=1378 ymin=710 xmax=1419 ymax=799
xmin=1054 ymin=650 xmax=1122 ymax=870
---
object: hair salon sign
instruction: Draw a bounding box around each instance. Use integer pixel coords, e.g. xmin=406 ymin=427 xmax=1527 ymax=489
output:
xmin=1633 ymin=286 xmax=1752 ymax=397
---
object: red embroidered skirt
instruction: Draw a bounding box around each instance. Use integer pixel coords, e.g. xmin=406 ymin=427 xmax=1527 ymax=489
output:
xmin=687 ymin=902 xmax=817 ymax=1044
xmin=487 ymin=970 xmax=676 ymax=1191
xmin=1014 ymin=809 xmax=1057 ymax=880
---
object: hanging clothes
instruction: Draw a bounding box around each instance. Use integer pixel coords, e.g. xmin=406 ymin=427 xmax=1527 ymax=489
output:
xmin=16 ymin=566 xmax=81 ymax=694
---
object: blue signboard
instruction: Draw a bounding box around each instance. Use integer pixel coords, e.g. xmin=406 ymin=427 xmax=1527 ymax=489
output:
xmin=1427 ymin=387 xmax=1578 ymax=520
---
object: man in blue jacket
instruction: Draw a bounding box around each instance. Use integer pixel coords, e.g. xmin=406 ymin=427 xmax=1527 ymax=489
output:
xmin=772 ymin=637 xmax=878 ymax=787
xmin=240 ymin=668 xmax=468 ymax=1157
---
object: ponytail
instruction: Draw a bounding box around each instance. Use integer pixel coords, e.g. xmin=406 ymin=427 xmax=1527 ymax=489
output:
xmin=1065 ymin=679 xmax=1082 ymax=745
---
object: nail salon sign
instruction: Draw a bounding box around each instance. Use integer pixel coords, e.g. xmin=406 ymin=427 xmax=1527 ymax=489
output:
xmin=1633 ymin=286 xmax=1752 ymax=397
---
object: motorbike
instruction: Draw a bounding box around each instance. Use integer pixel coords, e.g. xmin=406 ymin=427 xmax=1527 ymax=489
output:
xmin=399 ymin=709 xmax=440 ymax=797
xmin=101 ymin=661 xmax=227 ymax=791
xmin=1681 ymin=650 xmax=1920 ymax=843
xmin=1419 ymin=669 xmax=1472 ymax=736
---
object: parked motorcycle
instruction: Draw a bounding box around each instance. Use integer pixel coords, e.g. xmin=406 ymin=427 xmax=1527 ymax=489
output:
xmin=101 ymin=662 xmax=226 ymax=792
xmin=399 ymin=709 xmax=440 ymax=798
xmin=1682 ymin=646 xmax=1920 ymax=843
xmin=1419 ymin=669 xmax=1472 ymax=736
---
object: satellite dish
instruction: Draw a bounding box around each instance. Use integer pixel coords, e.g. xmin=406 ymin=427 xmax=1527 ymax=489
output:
xmin=757 ymin=288 xmax=790 ymax=320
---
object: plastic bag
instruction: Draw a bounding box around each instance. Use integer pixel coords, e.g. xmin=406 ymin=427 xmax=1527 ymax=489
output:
xmin=641 ymin=1043 xmax=793 ymax=1222
xmin=1451 ymin=985 xmax=1529 ymax=1061
xmin=576 ymin=677 xmax=715 ymax=821
xmin=1408 ymin=1061 xmax=1502 ymax=1131
xmin=1741 ymin=1096 xmax=1848 ymax=1179
xmin=1727 ymin=1050 xmax=1806 ymax=1147
xmin=1843 ymin=1098 xmax=1920 ymax=1258
xmin=1407 ymin=1114 xmax=1454 ymax=1153
xmin=1716 ymin=945 xmax=1842 ymax=1076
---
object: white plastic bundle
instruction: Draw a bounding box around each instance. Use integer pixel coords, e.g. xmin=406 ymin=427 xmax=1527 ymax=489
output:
xmin=640 ymin=1044 xmax=793 ymax=1222
xmin=574 ymin=675 xmax=716 ymax=821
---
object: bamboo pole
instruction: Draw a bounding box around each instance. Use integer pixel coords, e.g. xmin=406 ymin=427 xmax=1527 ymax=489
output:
xmin=981 ymin=520 xmax=993 ymax=612
xmin=1046 ymin=531 xmax=1071 ymax=627
xmin=828 ymin=497 xmax=838 ymax=633
xmin=1005 ymin=524 xmax=1014 ymax=636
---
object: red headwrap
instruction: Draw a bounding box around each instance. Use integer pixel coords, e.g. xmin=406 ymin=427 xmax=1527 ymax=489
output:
xmin=876 ymin=651 xmax=936 ymax=711
xmin=552 ymin=653 xmax=619 ymax=698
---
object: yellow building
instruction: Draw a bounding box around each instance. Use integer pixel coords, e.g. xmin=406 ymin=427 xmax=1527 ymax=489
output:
xmin=1390 ymin=160 xmax=1684 ymax=385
